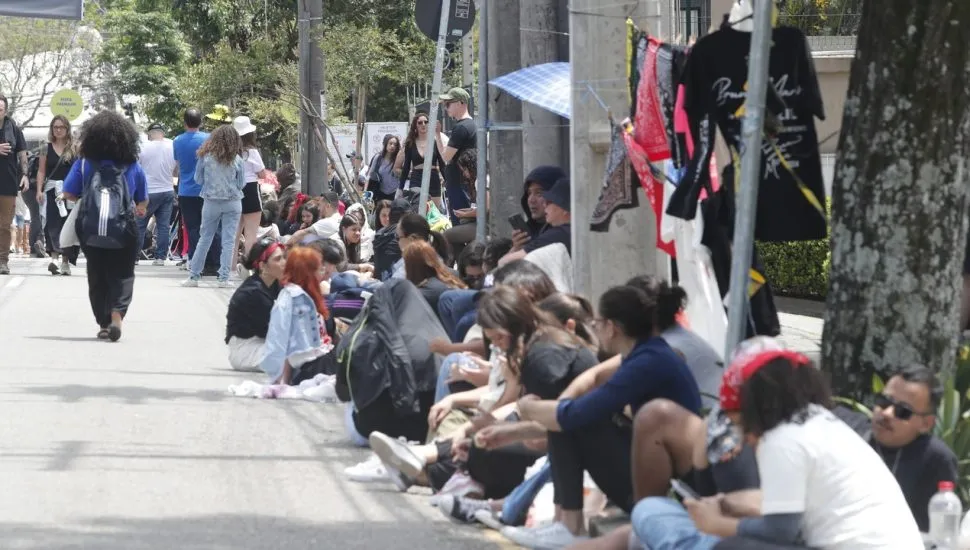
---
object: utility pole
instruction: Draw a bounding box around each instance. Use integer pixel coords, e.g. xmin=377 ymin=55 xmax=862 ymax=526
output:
xmin=298 ymin=0 xmax=326 ymax=195
xmin=461 ymin=33 xmax=474 ymax=88
xmin=570 ymin=0 xmax=659 ymax=301
xmin=485 ymin=0 xmax=524 ymax=237
xmin=519 ymin=0 xmax=564 ymax=170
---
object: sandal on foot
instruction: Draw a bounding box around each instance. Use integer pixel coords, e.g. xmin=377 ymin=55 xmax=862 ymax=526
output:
xmin=107 ymin=325 xmax=122 ymax=342
xmin=97 ymin=328 xmax=110 ymax=340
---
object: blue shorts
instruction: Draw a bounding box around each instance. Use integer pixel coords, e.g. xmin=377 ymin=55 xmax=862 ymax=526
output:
xmin=13 ymin=214 xmax=26 ymax=228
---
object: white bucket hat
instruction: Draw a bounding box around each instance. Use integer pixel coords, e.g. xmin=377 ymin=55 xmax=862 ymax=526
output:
xmin=232 ymin=116 xmax=257 ymax=136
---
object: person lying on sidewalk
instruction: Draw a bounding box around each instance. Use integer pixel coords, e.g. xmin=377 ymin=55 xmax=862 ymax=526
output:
xmin=631 ymin=337 xmax=923 ymax=550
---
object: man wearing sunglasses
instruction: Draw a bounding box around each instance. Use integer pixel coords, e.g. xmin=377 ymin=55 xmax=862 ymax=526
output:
xmin=869 ymin=365 xmax=958 ymax=532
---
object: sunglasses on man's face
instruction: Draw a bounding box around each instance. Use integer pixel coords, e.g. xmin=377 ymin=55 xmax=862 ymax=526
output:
xmin=874 ymin=394 xmax=932 ymax=421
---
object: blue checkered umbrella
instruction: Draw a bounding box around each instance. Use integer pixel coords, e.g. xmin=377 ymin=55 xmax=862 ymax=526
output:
xmin=489 ymin=62 xmax=571 ymax=119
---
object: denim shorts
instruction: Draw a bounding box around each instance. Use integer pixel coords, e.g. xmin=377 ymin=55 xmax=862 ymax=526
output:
xmin=13 ymin=214 xmax=26 ymax=228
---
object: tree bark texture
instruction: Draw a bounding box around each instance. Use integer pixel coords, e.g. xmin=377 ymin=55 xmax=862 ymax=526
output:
xmin=822 ymin=0 xmax=970 ymax=399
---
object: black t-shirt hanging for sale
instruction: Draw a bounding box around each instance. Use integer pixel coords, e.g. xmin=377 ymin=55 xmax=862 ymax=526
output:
xmin=668 ymin=26 xmax=828 ymax=242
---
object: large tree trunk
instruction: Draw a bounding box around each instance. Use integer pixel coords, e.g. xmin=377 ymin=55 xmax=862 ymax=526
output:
xmin=822 ymin=0 xmax=970 ymax=400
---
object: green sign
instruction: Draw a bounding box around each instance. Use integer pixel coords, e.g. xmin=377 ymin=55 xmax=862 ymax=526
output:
xmin=50 ymin=89 xmax=83 ymax=121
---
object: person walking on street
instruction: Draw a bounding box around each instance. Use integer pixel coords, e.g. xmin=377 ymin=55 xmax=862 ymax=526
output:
xmin=36 ymin=114 xmax=78 ymax=275
xmin=174 ymin=108 xmax=218 ymax=272
xmin=436 ymin=87 xmax=477 ymax=226
xmin=137 ymin=122 xmax=178 ymax=265
xmin=61 ymin=110 xmax=149 ymax=342
xmin=181 ymin=125 xmax=245 ymax=288
xmin=21 ymin=152 xmax=46 ymax=258
xmin=0 ymin=94 xmax=29 ymax=275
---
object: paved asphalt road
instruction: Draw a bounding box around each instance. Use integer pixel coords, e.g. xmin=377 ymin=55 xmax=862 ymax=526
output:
xmin=0 ymin=256 xmax=502 ymax=550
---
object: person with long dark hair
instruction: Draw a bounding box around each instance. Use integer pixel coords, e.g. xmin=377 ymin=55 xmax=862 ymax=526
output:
xmin=498 ymin=284 xmax=702 ymax=548
xmin=632 ymin=338 xmax=923 ymax=550
xmin=261 ymin=246 xmax=335 ymax=385
xmin=225 ymin=238 xmax=284 ymax=371
xmin=372 ymin=199 xmax=392 ymax=232
xmin=396 ymin=112 xmax=445 ymax=211
xmin=61 ymin=111 xmax=149 ymax=341
xmin=366 ymin=134 xmax=400 ymax=203
xmin=35 ymin=114 xmax=77 ymax=275
xmin=443 ymin=147 xmax=480 ymax=261
xmin=397 ymin=212 xmax=451 ymax=266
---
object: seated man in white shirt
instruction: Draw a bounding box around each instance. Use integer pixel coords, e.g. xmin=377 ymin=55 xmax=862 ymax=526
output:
xmin=286 ymin=191 xmax=341 ymax=245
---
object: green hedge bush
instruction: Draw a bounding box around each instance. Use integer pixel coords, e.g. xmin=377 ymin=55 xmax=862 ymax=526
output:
xmin=756 ymin=199 xmax=831 ymax=300
xmin=757 ymin=238 xmax=830 ymax=299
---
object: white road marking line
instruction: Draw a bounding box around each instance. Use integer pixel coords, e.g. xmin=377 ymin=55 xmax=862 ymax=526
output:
xmin=4 ymin=276 xmax=24 ymax=289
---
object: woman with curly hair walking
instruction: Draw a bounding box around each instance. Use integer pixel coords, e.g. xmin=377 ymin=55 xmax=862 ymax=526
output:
xmin=61 ymin=110 xmax=149 ymax=341
xmin=181 ymin=125 xmax=245 ymax=287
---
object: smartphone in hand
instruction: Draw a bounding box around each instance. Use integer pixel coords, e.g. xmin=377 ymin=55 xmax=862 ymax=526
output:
xmin=508 ymin=213 xmax=530 ymax=233
xmin=670 ymin=479 xmax=701 ymax=500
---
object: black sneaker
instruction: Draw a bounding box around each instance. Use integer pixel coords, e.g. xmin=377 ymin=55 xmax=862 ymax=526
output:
xmin=437 ymin=494 xmax=492 ymax=524
xmin=0 ymin=263 xmax=8 ymax=275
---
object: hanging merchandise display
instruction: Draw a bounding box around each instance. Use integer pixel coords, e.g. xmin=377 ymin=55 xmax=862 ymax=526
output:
xmin=666 ymin=22 xmax=828 ymax=243
xmin=590 ymin=23 xmax=645 ymax=234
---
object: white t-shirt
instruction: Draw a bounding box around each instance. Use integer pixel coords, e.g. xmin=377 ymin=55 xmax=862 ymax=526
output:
xmin=309 ymin=213 xmax=341 ymax=240
xmin=139 ymin=138 xmax=178 ymax=194
xmin=243 ymin=148 xmax=266 ymax=183
xmin=757 ymin=405 xmax=922 ymax=550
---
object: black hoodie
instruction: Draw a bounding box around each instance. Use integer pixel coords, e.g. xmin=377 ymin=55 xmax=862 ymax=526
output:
xmin=521 ymin=166 xmax=566 ymax=237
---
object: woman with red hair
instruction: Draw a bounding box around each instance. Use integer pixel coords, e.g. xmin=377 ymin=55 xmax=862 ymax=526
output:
xmin=260 ymin=246 xmax=335 ymax=384
xmin=403 ymin=240 xmax=466 ymax=313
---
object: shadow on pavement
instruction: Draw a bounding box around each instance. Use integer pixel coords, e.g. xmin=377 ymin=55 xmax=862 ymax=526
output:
xmin=26 ymin=335 xmax=103 ymax=343
xmin=10 ymin=384 xmax=227 ymax=405
xmin=0 ymin=514 xmax=498 ymax=550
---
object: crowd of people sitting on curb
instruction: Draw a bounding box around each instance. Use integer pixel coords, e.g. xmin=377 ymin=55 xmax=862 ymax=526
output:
xmin=218 ymin=154 xmax=960 ymax=550
xmin=10 ymin=96 xmax=960 ymax=549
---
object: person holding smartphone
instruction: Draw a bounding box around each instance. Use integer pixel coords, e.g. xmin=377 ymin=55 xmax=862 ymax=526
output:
xmin=0 ymin=94 xmax=29 ymax=275
xmin=499 ymin=177 xmax=573 ymax=267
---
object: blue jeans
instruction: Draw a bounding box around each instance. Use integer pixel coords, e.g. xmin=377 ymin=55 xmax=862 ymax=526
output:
xmin=136 ymin=191 xmax=174 ymax=260
xmin=502 ymin=461 xmax=552 ymax=526
xmin=434 ymin=353 xmax=465 ymax=402
xmin=631 ymin=497 xmax=721 ymax=550
xmin=189 ymin=199 xmax=240 ymax=280
xmin=437 ymin=289 xmax=479 ymax=342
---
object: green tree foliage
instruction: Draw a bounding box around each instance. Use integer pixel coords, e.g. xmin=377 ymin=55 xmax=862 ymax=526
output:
xmin=97 ymin=0 xmax=446 ymax=158
xmin=0 ymin=18 xmax=102 ymax=126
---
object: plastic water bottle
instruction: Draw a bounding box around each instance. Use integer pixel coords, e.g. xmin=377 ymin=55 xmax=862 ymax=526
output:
xmin=930 ymin=481 xmax=963 ymax=548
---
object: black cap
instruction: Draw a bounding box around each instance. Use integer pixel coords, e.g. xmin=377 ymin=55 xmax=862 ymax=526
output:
xmin=390 ymin=198 xmax=411 ymax=214
xmin=321 ymin=191 xmax=340 ymax=206
xmin=543 ymin=178 xmax=570 ymax=213
xmin=146 ymin=122 xmax=165 ymax=133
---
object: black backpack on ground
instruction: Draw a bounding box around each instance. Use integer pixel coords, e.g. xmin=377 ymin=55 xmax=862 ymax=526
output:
xmin=75 ymin=160 xmax=136 ymax=249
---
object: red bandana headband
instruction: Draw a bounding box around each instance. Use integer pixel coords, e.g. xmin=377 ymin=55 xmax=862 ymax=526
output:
xmin=253 ymin=242 xmax=282 ymax=270
xmin=719 ymin=348 xmax=810 ymax=412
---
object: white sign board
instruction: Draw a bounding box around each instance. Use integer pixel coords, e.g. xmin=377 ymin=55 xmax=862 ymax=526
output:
xmin=364 ymin=122 xmax=409 ymax=163
xmin=327 ymin=124 xmax=360 ymax=176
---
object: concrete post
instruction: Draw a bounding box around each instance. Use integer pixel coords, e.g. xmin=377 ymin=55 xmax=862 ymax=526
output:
xmin=486 ymin=0 xmax=524 ymax=237
xmin=570 ymin=0 xmax=659 ymax=302
xmin=519 ymin=0 xmax=564 ymax=171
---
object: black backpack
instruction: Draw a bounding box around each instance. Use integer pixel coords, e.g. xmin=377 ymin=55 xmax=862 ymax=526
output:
xmin=75 ymin=160 xmax=136 ymax=249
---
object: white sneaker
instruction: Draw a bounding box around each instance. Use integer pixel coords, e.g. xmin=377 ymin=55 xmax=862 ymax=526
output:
xmin=344 ymin=454 xmax=389 ymax=483
xmin=473 ymin=508 xmax=504 ymax=530
xmin=217 ymin=279 xmax=232 ymax=288
xmin=501 ymin=522 xmax=588 ymax=550
xmin=60 ymin=261 xmax=71 ymax=276
xmin=437 ymin=471 xmax=485 ymax=499
xmin=152 ymin=259 xmax=165 ymax=266
xmin=181 ymin=277 xmax=199 ymax=287
xmin=386 ymin=464 xmax=412 ymax=492
xmin=368 ymin=431 xmax=427 ymax=480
